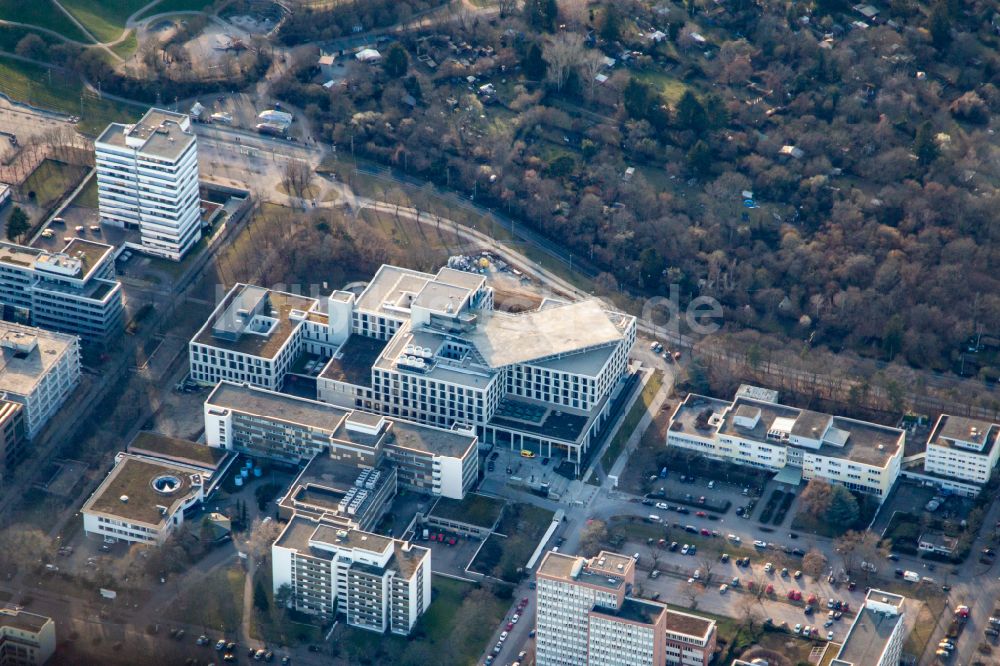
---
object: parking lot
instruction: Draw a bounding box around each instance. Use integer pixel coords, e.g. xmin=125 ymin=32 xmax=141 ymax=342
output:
xmin=481 ymin=447 xmax=575 ymax=499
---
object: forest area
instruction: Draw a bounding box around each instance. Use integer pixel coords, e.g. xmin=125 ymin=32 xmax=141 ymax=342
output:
xmin=268 ymin=0 xmax=1000 ymax=381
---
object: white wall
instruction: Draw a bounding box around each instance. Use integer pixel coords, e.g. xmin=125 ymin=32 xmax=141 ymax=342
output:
xmin=435 ymin=456 xmax=466 ymax=499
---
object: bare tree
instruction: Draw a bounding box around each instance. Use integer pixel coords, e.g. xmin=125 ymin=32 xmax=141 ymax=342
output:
xmin=543 ymin=32 xmax=586 ymax=92
xmin=283 ymin=159 xmax=313 ymax=201
xmin=247 ymin=517 xmax=282 ymax=564
xmin=681 ymin=581 xmax=705 ymax=609
xmin=801 ymin=548 xmax=829 ymax=580
xmin=580 ymin=49 xmax=606 ymax=98
xmin=497 ymin=0 xmax=518 ymax=18
xmin=698 ymin=555 xmax=717 ymax=583
xmin=736 ymin=593 xmax=764 ymax=635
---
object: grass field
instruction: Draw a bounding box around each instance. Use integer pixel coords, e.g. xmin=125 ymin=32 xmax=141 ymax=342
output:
xmin=59 ymin=0 xmax=150 ymax=43
xmin=635 ymin=70 xmax=691 ymax=105
xmin=338 ymin=577 xmax=508 ymax=665
xmin=601 ymin=369 xmax=664 ymax=471
xmin=71 ymin=172 xmax=99 ymax=208
xmin=22 ymin=159 xmax=88 ymax=210
xmin=0 ymin=25 xmax=60 ymax=56
xmin=0 ymin=55 xmax=139 ymax=135
xmin=110 ymin=29 xmax=138 ymax=59
xmin=0 ymin=0 xmax=91 ymax=42
xmin=166 ymin=564 xmax=245 ymax=632
xmin=134 ymin=0 xmax=215 ymax=21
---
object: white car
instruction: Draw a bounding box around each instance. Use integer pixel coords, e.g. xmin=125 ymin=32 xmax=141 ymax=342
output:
xmin=719 ymin=584 xmax=728 ymax=594
xmin=794 ymin=623 xmax=803 ymax=634
xmin=512 ymin=614 xmax=519 ymax=623
xmin=764 ymin=562 xmax=773 ymax=573
xmin=693 ymin=569 xmax=701 ymax=580
xmin=500 ymin=631 xmax=508 ymax=641
xmin=727 ymin=534 xmax=741 ymax=543
xmin=827 ymin=631 xmax=834 ymax=641
xmin=655 ymin=502 xmax=669 ymax=510
xmin=754 ymin=540 xmax=767 ymax=548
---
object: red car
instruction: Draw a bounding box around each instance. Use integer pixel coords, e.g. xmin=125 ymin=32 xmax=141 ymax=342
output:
xmin=506 ymin=623 xmax=514 ymax=631
xmin=438 ymin=534 xmax=445 ymax=542
xmin=448 ymin=538 xmax=457 ymax=546
xmin=787 ymin=590 xmax=796 ymax=600
xmin=521 ymin=597 xmax=529 ymax=606
xmin=807 ymin=594 xmax=818 ymax=605
xmin=695 ymin=511 xmax=707 ymax=518
xmin=700 ymin=528 xmax=711 ymax=537
xmin=766 ymin=584 xmax=774 ymax=594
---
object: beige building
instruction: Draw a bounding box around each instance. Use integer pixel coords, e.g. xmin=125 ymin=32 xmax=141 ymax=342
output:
xmin=0 ymin=608 xmax=55 ymax=665
xmin=923 ymin=414 xmax=1000 ymax=486
xmin=535 ymin=550 xmax=716 ymax=666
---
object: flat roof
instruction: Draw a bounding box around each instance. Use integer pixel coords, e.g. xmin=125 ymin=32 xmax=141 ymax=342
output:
xmin=593 ymin=597 xmax=665 ymax=626
xmin=375 ymin=323 xmax=495 ymax=390
xmin=320 ymin=335 xmax=387 ymax=387
xmin=664 ymin=608 xmax=714 ymax=638
xmin=412 ymin=280 xmax=471 ymax=313
xmin=83 ymin=455 xmax=200 ymax=527
xmin=435 ymin=266 xmax=486 ymax=291
xmin=99 ymin=108 xmax=195 ymax=160
xmin=394 ymin=542 xmax=429 ymax=578
xmin=537 ymin=551 xmax=628 ymax=591
xmin=355 ymin=265 xmax=436 ymax=316
xmin=0 ymin=323 xmax=77 ymax=398
xmin=313 ymin=524 xmax=394 ymax=553
xmin=488 ymin=396 xmax=591 ymax=443
xmin=59 ymin=238 xmax=113 ymax=279
xmin=207 ymin=382 xmax=349 ymax=433
xmin=835 ymin=606 xmax=902 ymax=666
xmin=929 ymin=414 xmax=999 ymax=454
xmin=274 ymin=515 xmax=334 ymax=560
xmin=467 ymin=300 xmax=627 ymax=368
xmin=537 ymin=550 xmax=584 ymax=580
xmin=194 ymin=285 xmax=318 ymax=358
xmin=429 ymin=493 xmax=505 ymax=528
xmin=127 ymin=431 xmax=228 ymax=469
xmin=0 ymin=608 xmax=51 ymax=634
xmin=388 ymin=419 xmax=477 ymax=458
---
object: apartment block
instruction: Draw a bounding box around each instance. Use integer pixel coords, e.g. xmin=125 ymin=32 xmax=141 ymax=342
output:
xmin=81 ymin=432 xmax=234 ymax=545
xmin=0 ymin=400 xmax=25 ymax=486
xmin=0 ymin=239 xmax=124 ymax=344
xmin=95 ymin=108 xmax=201 ymax=260
xmin=204 ymin=381 xmax=478 ymax=500
xmin=0 ymin=608 xmax=55 ymax=666
xmin=668 ymin=386 xmax=904 ymax=500
xmin=271 ymin=515 xmax=431 ymax=634
xmin=821 ymin=589 xmax=907 ymax=666
xmin=190 ymin=264 xmax=636 ymax=474
xmin=923 ymin=414 xmax=1000 ymax=486
xmin=0 ymin=323 xmax=80 ymax=438
xmin=535 ymin=550 xmax=716 ymax=666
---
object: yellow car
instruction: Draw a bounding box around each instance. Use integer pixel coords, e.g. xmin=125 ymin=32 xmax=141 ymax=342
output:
xmin=520 ymin=450 xmax=536 ymax=458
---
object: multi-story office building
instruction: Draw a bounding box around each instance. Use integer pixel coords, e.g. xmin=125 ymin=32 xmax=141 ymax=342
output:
xmin=95 ymin=108 xmax=201 ymax=261
xmin=81 ymin=432 xmax=234 ymax=545
xmin=535 ymin=550 xmax=716 ymax=666
xmin=0 ymin=608 xmax=55 ymax=665
xmin=821 ymin=589 xmax=907 ymax=666
xmin=0 ymin=239 xmax=123 ymax=344
xmin=0 ymin=324 xmax=80 ymax=438
xmin=189 ymin=284 xmax=330 ymax=391
xmin=923 ymin=414 xmax=1000 ymax=486
xmin=0 ymin=400 xmax=25 ymax=486
xmin=667 ymin=386 xmax=904 ymax=500
xmin=272 ymin=515 xmax=431 ymax=634
xmin=190 ymin=264 xmax=637 ymax=474
xmin=204 ymin=381 xmax=478 ymax=500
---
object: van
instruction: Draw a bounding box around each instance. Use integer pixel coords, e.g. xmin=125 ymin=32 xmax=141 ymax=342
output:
xmin=647 ymin=515 xmax=661 ymax=523
xmin=903 ymin=571 xmax=920 ymax=583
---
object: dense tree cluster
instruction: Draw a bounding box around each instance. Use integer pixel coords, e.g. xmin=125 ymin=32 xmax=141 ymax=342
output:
xmin=277 ymin=0 xmax=448 ymax=45
xmin=272 ymin=0 xmax=1000 ymax=372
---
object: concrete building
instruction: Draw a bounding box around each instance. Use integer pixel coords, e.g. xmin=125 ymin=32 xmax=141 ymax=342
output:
xmin=190 ymin=264 xmax=637 ymax=474
xmin=535 ymin=550 xmax=716 ymax=666
xmin=0 ymin=323 xmax=80 ymax=438
xmin=272 ymin=515 xmax=431 ymax=634
xmin=81 ymin=432 xmax=234 ymax=545
xmin=0 ymin=239 xmax=124 ymax=344
xmin=204 ymin=381 xmax=478 ymax=500
xmin=923 ymin=414 xmax=1000 ymax=486
xmin=667 ymin=387 xmax=904 ymax=500
xmin=95 ymin=108 xmax=201 ymax=260
xmin=0 ymin=608 xmax=55 ymax=665
xmin=821 ymin=589 xmax=907 ymax=666
xmin=0 ymin=400 xmax=25 ymax=486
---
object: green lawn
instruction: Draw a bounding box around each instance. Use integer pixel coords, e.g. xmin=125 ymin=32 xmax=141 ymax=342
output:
xmin=601 ymin=370 xmax=664 ymax=471
xmin=0 ymin=55 xmax=139 ymax=135
xmin=338 ymin=577 xmax=508 ymax=666
xmin=0 ymin=25 xmax=60 ymax=56
xmin=634 ymin=70 xmax=691 ymax=105
xmin=21 ymin=159 xmax=88 ymax=209
xmin=110 ymin=29 xmax=138 ymax=59
xmin=0 ymin=0 xmax=91 ymax=42
xmin=430 ymin=493 xmax=506 ymax=529
xmin=71 ymin=172 xmax=99 ymax=209
xmin=166 ymin=564 xmax=245 ymax=632
xmin=59 ymin=0 xmax=150 ymax=43
xmin=134 ymin=0 xmax=214 ymax=21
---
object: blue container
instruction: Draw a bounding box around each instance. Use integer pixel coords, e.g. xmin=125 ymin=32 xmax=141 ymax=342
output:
xmin=253 ymin=467 xmax=263 ymax=478
xmin=240 ymin=469 xmax=249 ymax=478
xmin=235 ymin=476 xmax=244 ymax=487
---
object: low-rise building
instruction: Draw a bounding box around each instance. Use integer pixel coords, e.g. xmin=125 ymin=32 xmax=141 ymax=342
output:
xmin=535 ymin=550 xmax=716 ymax=666
xmin=918 ymin=530 xmax=958 ymax=556
xmin=822 ymin=589 xmax=907 ymax=666
xmin=923 ymin=414 xmax=1000 ymax=486
xmin=0 ymin=239 xmax=124 ymax=345
xmin=667 ymin=387 xmax=904 ymax=500
xmin=0 ymin=608 xmax=56 ymax=665
xmin=271 ymin=515 xmax=431 ymax=634
xmin=0 ymin=323 xmax=80 ymax=438
xmin=81 ymin=432 xmax=234 ymax=545
xmin=204 ymin=381 xmax=478 ymax=500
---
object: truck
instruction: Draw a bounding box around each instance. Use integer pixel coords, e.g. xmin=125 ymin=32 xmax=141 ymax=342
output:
xmin=902 ymin=571 xmax=920 ymax=583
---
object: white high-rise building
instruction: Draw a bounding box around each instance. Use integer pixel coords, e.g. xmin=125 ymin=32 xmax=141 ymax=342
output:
xmin=95 ymin=108 xmax=201 ymax=261
xmin=0 ymin=323 xmax=80 ymax=438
